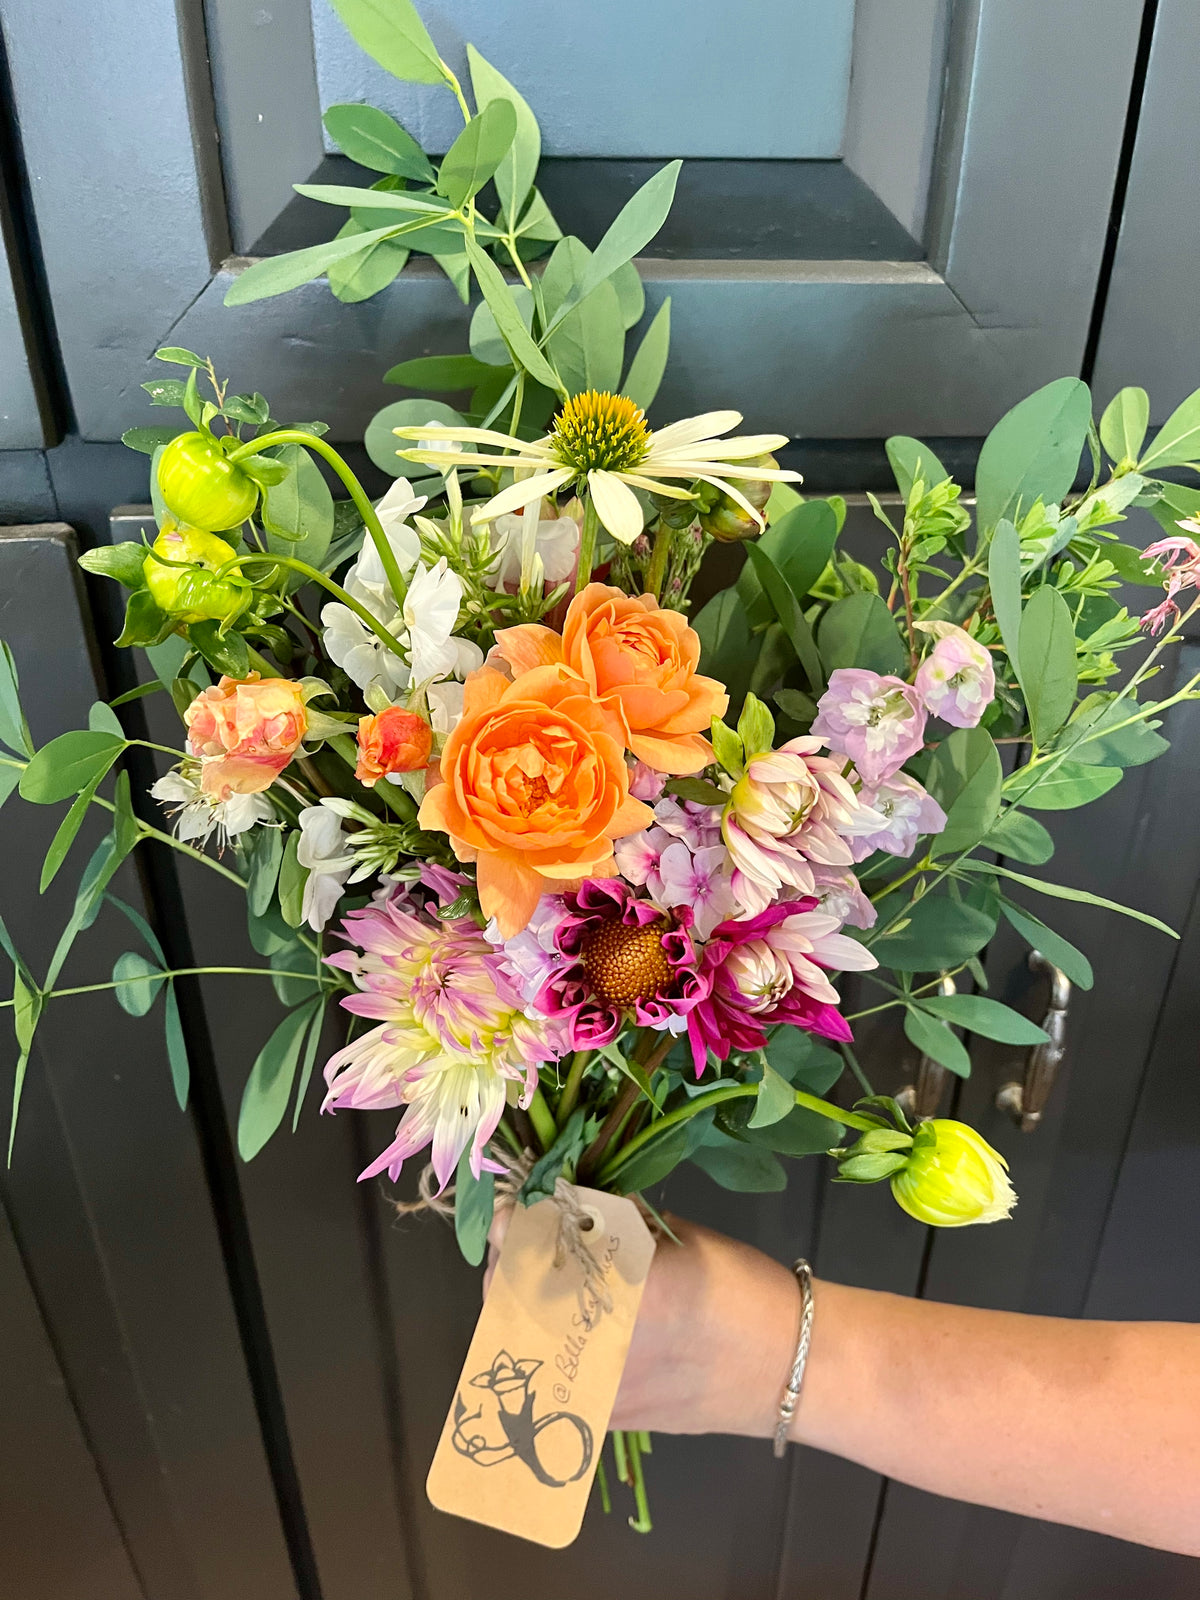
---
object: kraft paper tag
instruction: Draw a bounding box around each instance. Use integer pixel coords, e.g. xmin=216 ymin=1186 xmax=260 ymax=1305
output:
xmin=426 ymin=1186 xmax=656 ymax=1548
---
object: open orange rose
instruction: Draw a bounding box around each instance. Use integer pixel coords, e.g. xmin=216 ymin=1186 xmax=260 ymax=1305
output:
xmin=185 ymin=672 xmax=307 ymax=800
xmin=355 ymin=705 xmax=432 ymax=786
xmin=418 ymin=663 xmax=653 ymax=936
xmin=495 ymin=583 xmax=728 ymax=774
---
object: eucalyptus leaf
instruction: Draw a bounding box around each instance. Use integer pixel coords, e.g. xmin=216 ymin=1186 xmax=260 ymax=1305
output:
xmin=278 ymin=831 xmax=307 ymax=930
xmin=974 ymin=377 xmax=1091 ymax=535
xmin=1099 ymin=387 xmax=1150 ymax=466
xmin=1000 ymin=899 xmax=1094 ymax=989
xmin=163 ymin=984 xmax=190 ymax=1109
xmin=464 ymin=236 xmax=565 ymax=396
xmin=573 ymin=161 xmax=680 ymax=311
xmin=466 ymin=45 xmax=539 ymax=223
xmin=437 ymin=100 xmax=518 ymax=211
xmin=237 ymin=1000 xmax=322 ymax=1161
xmin=112 ymin=951 xmax=167 ymax=1017
xmin=764 ymin=1029 xmax=843 ymax=1093
xmin=607 ymin=1118 xmax=695 ymax=1194
xmin=39 ymin=774 xmax=104 ymax=891
xmin=383 ymin=353 xmax=492 ymax=390
xmin=621 ymin=298 xmax=671 ymax=411
xmin=247 ymin=827 xmax=285 ymax=918
xmin=903 ymin=1004 xmax=972 ymax=1077
xmin=326 ymin=221 xmax=410 ymax=304
xmin=817 ymin=592 xmax=907 ymax=676
xmin=224 ymin=224 xmax=415 ymax=306
xmin=325 ymin=0 xmax=443 ymax=85
xmin=1017 ymin=585 xmax=1078 ymax=745
xmin=546 ymin=274 xmax=624 ymax=396
xmin=365 ymin=398 xmax=465 ymax=477
xmin=322 ymin=102 xmax=435 ymax=181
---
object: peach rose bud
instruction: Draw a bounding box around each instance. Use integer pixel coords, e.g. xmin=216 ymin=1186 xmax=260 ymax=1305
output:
xmin=355 ymin=705 xmax=433 ymax=786
xmin=184 ymin=673 xmax=308 ymax=799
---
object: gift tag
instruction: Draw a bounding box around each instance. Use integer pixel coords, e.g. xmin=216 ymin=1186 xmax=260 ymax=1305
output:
xmin=426 ymin=1185 xmax=656 ymax=1548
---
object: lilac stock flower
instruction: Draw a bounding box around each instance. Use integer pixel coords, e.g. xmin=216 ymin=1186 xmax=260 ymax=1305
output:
xmin=914 ymin=623 xmax=996 ymax=728
xmin=809 ymin=865 xmax=878 ymax=930
xmin=842 ymin=772 xmax=947 ymax=863
xmin=811 ymin=669 xmax=927 ymax=786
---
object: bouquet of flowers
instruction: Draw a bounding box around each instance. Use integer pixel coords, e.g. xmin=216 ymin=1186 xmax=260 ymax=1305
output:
xmin=3 ymin=0 xmax=1197 ymax=1538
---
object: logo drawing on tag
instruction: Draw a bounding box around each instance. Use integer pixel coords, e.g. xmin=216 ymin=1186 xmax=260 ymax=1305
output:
xmin=451 ymin=1349 xmax=594 ymax=1487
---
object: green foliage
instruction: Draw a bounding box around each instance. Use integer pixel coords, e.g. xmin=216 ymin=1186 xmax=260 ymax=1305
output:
xmin=925 ymin=727 xmax=1003 ymax=857
xmin=1099 ymin=387 xmax=1149 ymax=467
xmin=817 ymin=593 xmax=906 ymax=676
xmin=903 ymin=1004 xmax=972 ymax=1077
xmin=1000 ymin=900 xmax=1094 ymax=990
xmin=693 ymin=589 xmax=754 ymax=715
xmin=238 ymin=999 xmax=325 ymax=1161
xmin=691 ymin=1128 xmax=787 ymax=1192
xmin=987 ymin=518 xmax=1023 ymax=677
xmin=322 ymin=103 xmax=435 ymax=181
xmin=454 ymin=1151 xmax=495 ymax=1266
xmin=974 ymin=377 xmax=1092 ymax=535
xmin=1137 ymin=385 xmax=1200 ymax=472
xmin=112 ymin=951 xmax=167 ymax=1017
xmin=747 ymin=1060 xmax=793 ymax=1128
xmin=437 ymin=100 xmax=518 ymax=209
xmin=1003 ymin=760 xmax=1122 ymax=810
xmin=19 ymin=730 xmax=125 ymax=804
xmin=886 ymin=436 xmax=950 ymax=499
xmin=466 ymin=46 xmax=539 ymax=223
xmin=0 ymin=642 xmax=34 ymax=758
xmin=739 ymin=500 xmax=839 ymax=628
xmin=917 ymin=992 xmax=1049 ymax=1045
xmin=1017 ymin=585 xmax=1078 ymax=745
xmin=366 ymin=399 xmax=465 ymax=476
xmin=621 ymin=299 xmax=671 ymax=410
xmin=744 ymin=543 xmax=823 ymax=691
xmin=870 ymin=891 xmax=997 ymax=972
xmin=326 ymin=0 xmax=443 ymax=84
xmin=78 ymin=542 xmax=151 ymax=590
xmin=981 ymin=807 xmax=1055 ymax=865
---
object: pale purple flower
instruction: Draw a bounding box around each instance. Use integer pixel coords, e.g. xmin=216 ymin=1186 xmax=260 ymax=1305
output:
xmin=811 ymin=669 xmax=927 ymax=786
xmin=842 ymin=772 xmax=947 ymax=862
xmin=656 ymin=841 xmax=738 ymax=939
xmin=628 ymin=760 xmax=668 ymax=802
xmin=653 ymin=796 xmax=723 ymax=851
xmin=809 ymin=865 xmax=877 ymax=930
xmin=613 ymin=824 xmax=672 ymax=899
xmin=914 ymin=623 xmax=995 ymax=728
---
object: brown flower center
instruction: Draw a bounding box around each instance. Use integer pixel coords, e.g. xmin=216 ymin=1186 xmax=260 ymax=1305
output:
xmin=581 ymin=917 xmax=673 ymax=1006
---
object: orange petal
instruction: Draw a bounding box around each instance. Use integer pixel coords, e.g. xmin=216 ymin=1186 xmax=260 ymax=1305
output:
xmin=493 ymin=624 xmax=564 ymax=677
xmin=607 ymin=792 xmax=656 ymax=837
xmin=461 ymin=666 xmax=510 ymax=721
xmin=476 ymin=850 xmax=545 ymax=938
xmin=628 ymin=730 xmax=714 ymax=776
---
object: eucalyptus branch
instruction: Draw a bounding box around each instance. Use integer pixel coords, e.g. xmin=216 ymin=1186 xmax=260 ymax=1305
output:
xmin=0 ymin=966 xmax=327 ymax=1009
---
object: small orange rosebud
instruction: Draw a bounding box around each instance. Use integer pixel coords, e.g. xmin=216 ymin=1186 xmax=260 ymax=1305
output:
xmin=355 ymin=705 xmax=433 ymax=787
xmin=184 ymin=672 xmax=307 ymax=800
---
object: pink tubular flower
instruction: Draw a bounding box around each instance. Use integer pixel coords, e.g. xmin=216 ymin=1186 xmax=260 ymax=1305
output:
xmin=322 ymin=883 xmax=554 ymax=1190
xmin=512 ymin=879 xmax=708 ymax=1051
xmin=842 ymin=771 xmax=947 ymax=862
xmin=720 ymin=736 xmax=881 ymax=916
xmin=914 ymin=623 xmax=995 ymax=728
xmin=687 ymin=901 xmax=878 ymax=1076
xmin=185 ymin=672 xmax=308 ymax=799
xmin=811 ymin=669 xmax=926 ymax=786
xmin=1139 ymin=529 xmax=1200 ymax=635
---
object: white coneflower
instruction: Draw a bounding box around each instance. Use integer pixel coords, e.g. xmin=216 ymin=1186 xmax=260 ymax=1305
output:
xmin=392 ymin=390 xmax=801 ymax=547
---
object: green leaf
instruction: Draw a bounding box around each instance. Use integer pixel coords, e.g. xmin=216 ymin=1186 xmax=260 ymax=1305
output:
xmin=691 ymin=1135 xmax=786 ymax=1193
xmin=326 ymin=0 xmax=442 ymax=83
xmin=262 ymin=445 xmax=335 ymax=572
xmin=692 ymin=589 xmax=754 ymax=714
xmin=164 ymin=983 xmax=190 ymax=1109
xmin=764 ymin=1029 xmax=843 ymax=1093
xmin=886 ymin=436 xmax=950 ymax=498
xmin=1138 ymin=386 xmax=1200 ymax=472
xmin=741 ymin=501 xmax=839 ymax=635
xmin=522 ymin=1108 xmax=588 ymax=1202
xmin=20 ymin=730 xmax=124 ymax=804
xmin=987 ymin=518 xmax=1023 ymax=677
xmin=277 ymin=831 xmax=306 ymax=929
xmin=365 ymin=398 xmax=465 ymax=477
xmin=437 ymin=100 xmax=518 ymax=211
xmin=665 ymin=776 xmax=725 ymax=806
xmin=608 ymin=1118 xmax=696 ymax=1194
xmin=1061 ymin=695 xmax=1169 ymax=769
xmin=78 ymin=541 xmax=150 ymax=590
xmin=1017 ymin=585 xmax=1078 ymax=745
xmin=182 ymin=368 xmax=202 ymax=427
xmin=0 ymin=763 xmax=20 ymax=810
xmin=974 ymin=377 xmax=1092 ymax=534
xmin=817 ymin=592 xmax=907 ymax=676
xmin=610 ymin=261 xmax=645 ymax=330
xmin=88 ymin=702 xmax=124 ymax=737
xmin=115 ymin=588 xmax=175 ymax=649
xmin=291 ymin=1000 xmax=325 ymax=1132
xmin=326 ymin=220 xmax=410 ymax=304
xmin=736 ymin=692 xmax=775 ymax=760
xmin=155 ymin=346 xmax=205 ymax=368
xmin=571 ymin=162 xmax=680 ymax=313
xmin=121 ymin=425 xmax=180 ymax=456
xmin=621 ymin=298 xmax=671 ymax=411
xmin=0 ymin=641 xmax=33 ymax=757
xmin=963 ymin=862 xmax=1177 ymax=938
xmin=39 ymin=774 xmax=104 ymax=891
xmin=918 ymin=992 xmax=1049 ymax=1045
xmin=238 ymin=1000 xmax=322 ymax=1161
xmin=321 ymin=102 xmax=434 ymax=181
xmin=466 ymin=45 xmax=539 ymax=223
xmin=1099 ymin=387 xmax=1150 ymax=465
xmin=112 ymin=951 xmax=167 ymax=1017
xmin=981 ymin=806 xmax=1055 ymax=865
xmin=748 ymin=1060 xmax=794 ymax=1128
xmin=454 ymin=1151 xmax=496 ymax=1267
xmin=744 ymin=542 xmax=824 ymax=691
xmin=734 ymin=1101 xmax=842 ymax=1156
xmin=224 ymin=223 xmax=416 ymax=306
xmin=464 ymin=236 xmax=565 ymax=397
xmin=188 ymin=621 xmax=250 ymax=679
xmin=709 ymin=717 xmax=744 ymax=779
xmin=383 ymin=353 xmax=492 ymax=390
xmin=546 ymin=273 xmax=624 ymax=397
xmin=871 ymin=893 xmax=997 ymax=971
xmin=141 ymin=377 xmax=187 ymax=407
xmin=247 ymin=827 xmax=285 ymax=918
xmin=903 ymin=1004 xmax=972 ymax=1077
xmin=1000 ymin=900 xmax=1094 ymax=989
xmin=1003 ymin=760 xmax=1121 ymax=810
xmin=925 ymin=726 xmax=1003 ymax=857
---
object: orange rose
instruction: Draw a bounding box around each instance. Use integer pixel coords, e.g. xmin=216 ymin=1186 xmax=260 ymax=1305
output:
xmin=355 ymin=706 xmax=432 ymax=786
xmin=495 ymin=583 xmax=728 ymax=774
xmin=184 ymin=672 xmax=307 ymax=800
xmin=419 ymin=663 xmax=654 ymax=936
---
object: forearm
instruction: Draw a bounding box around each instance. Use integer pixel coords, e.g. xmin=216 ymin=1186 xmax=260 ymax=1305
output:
xmin=794 ymin=1281 xmax=1200 ymax=1555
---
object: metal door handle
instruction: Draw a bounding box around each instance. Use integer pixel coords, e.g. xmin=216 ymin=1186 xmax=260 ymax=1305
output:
xmin=896 ymin=974 xmax=957 ymax=1122
xmin=995 ymin=952 xmax=1071 ymax=1132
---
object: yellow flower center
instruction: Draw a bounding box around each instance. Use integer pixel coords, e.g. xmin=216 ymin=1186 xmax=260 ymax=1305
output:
xmin=550 ymin=391 xmax=650 ymax=475
xmin=581 ymin=917 xmax=673 ymax=1006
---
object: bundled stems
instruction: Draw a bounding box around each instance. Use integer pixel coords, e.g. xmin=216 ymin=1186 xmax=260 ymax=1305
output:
xmin=643 ymin=520 xmax=671 ymax=601
xmin=574 ymin=494 xmax=603 ymax=595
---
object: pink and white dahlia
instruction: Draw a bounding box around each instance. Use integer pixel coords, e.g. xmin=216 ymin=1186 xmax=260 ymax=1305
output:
xmin=322 ymin=883 xmax=554 ymax=1189
xmin=687 ymin=901 xmax=878 ymax=1075
xmin=720 ymin=736 xmax=880 ymax=915
xmin=507 ymin=879 xmax=708 ymax=1051
xmin=842 ymin=771 xmax=947 ymax=862
xmin=914 ymin=623 xmax=995 ymax=728
xmin=811 ymin=668 xmax=926 ymax=786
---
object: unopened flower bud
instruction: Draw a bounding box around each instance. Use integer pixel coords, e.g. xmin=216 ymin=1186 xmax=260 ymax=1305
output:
xmin=890 ymin=1119 xmax=1016 ymax=1227
xmin=698 ymin=453 xmax=777 ymax=541
xmin=355 ymin=705 xmax=433 ymax=786
xmin=143 ymin=523 xmax=251 ymax=624
xmin=157 ymin=430 xmax=259 ymax=531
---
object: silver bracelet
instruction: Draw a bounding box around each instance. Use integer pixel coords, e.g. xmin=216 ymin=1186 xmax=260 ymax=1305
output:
xmin=773 ymin=1258 xmax=815 ymax=1457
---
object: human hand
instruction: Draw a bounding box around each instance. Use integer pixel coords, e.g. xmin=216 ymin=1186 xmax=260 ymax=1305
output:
xmin=485 ymin=1208 xmax=799 ymax=1437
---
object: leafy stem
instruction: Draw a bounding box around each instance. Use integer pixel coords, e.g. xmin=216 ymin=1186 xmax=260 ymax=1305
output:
xmin=0 ymin=966 xmax=327 ymax=1009
xmin=235 ymin=553 xmax=408 ymax=664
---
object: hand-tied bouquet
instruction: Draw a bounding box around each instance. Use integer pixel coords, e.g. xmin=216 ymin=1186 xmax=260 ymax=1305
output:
xmin=3 ymin=0 xmax=1198 ymax=1533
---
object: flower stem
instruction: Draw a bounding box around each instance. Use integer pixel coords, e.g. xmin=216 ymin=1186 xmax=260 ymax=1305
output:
xmin=625 ymin=1429 xmax=653 ymax=1533
xmin=327 ymin=735 xmax=418 ymax=820
xmin=643 ymin=520 xmax=671 ymax=602
xmin=0 ymin=967 xmax=325 ymax=1008
xmin=555 ymin=1050 xmax=592 ymax=1127
xmin=229 ymin=430 xmax=409 ymax=606
xmin=574 ymin=493 xmax=602 ymax=595
xmin=528 ymin=1085 xmax=557 ymax=1152
xmin=237 ymin=552 xmax=409 ymax=664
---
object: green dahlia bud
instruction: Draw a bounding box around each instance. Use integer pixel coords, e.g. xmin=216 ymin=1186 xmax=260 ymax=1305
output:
xmin=143 ymin=523 xmax=251 ymax=624
xmin=890 ymin=1119 xmax=1016 ymax=1228
xmin=698 ymin=453 xmax=778 ymax=542
xmin=157 ymin=430 xmax=259 ymax=531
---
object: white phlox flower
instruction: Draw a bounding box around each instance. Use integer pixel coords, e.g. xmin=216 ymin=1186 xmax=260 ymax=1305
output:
xmin=150 ymin=766 xmax=273 ymax=848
